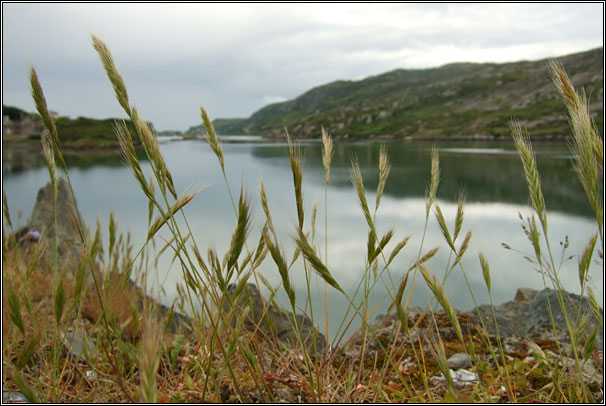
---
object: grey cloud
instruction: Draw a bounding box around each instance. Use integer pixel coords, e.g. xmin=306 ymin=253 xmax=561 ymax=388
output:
xmin=2 ymin=3 xmax=603 ymax=130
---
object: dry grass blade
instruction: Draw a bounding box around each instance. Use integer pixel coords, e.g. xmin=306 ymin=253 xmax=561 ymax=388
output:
xmin=322 ymin=127 xmax=333 ymax=184
xmin=201 ymin=106 xmax=225 ymax=171
xmin=295 ymin=227 xmax=343 ymax=293
xmin=512 ymin=121 xmax=547 ymax=231
xmin=91 ymin=34 xmax=131 ymax=115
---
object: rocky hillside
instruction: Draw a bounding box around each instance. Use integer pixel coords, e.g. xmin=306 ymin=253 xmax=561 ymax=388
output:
xmin=211 ymin=47 xmax=603 ymax=140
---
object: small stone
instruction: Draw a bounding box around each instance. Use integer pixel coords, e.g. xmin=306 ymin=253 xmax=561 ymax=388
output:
xmin=447 ymin=352 xmax=473 ymax=370
xmin=3 ymin=391 xmax=28 ymax=403
xmin=63 ymin=327 xmax=94 ymax=363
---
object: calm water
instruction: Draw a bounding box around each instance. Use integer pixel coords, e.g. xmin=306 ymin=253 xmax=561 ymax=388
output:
xmin=2 ymin=138 xmax=602 ymax=339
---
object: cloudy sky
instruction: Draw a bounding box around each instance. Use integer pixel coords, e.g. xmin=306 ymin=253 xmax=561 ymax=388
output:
xmin=2 ymin=3 xmax=603 ymax=131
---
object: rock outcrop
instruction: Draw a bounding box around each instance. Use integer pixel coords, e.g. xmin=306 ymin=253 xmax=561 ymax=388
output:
xmin=471 ymin=287 xmax=603 ymax=347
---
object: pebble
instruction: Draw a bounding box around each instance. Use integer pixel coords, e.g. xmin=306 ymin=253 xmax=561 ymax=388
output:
xmin=2 ymin=391 xmax=28 ymax=403
xmin=447 ymin=352 xmax=472 ymax=370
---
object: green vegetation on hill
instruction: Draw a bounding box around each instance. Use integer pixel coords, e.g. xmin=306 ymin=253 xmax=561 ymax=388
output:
xmin=2 ymin=106 xmax=151 ymax=148
xmin=185 ymin=117 xmax=247 ymax=136
xmin=53 ymin=116 xmax=144 ymax=147
xmin=213 ymin=48 xmax=603 ymax=139
xmin=2 ymin=105 xmax=35 ymax=120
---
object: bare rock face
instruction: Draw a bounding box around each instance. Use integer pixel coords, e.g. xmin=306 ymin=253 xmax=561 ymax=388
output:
xmin=26 ymin=177 xmax=83 ymax=268
xmin=470 ymin=288 xmax=603 ymax=347
xmin=224 ymin=283 xmax=327 ymax=355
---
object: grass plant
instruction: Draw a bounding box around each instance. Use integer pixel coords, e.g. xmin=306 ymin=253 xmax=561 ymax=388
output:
xmin=1 ymin=36 xmax=602 ymax=403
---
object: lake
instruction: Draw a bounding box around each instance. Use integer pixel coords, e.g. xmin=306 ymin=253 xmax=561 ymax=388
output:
xmin=2 ymin=138 xmax=602 ymax=340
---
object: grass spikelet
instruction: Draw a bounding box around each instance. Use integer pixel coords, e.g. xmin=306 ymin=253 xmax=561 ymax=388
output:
xmin=369 ymin=228 xmax=394 ymax=264
xmin=8 ymin=287 xmax=25 ymax=335
xmin=2 ymin=189 xmax=12 ymax=230
xmin=201 ymin=106 xmax=225 ymax=171
xmin=139 ymin=312 xmax=161 ymax=403
xmin=426 ymin=146 xmax=440 ymax=216
xmin=578 ymin=234 xmax=597 ymax=289
xmin=528 ymin=215 xmax=541 ymax=261
xmin=548 ymin=60 xmax=603 ymax=236
xmin=115 ymin=121 xmax=155 ymax=202
xmin=54 ymin=277 xmax=66 ymax=327
xmin=376 ymin=144 xmax=391 ymax=210
xmin=147 ymin=189 xmax=200 ymax=240
xmin=454 ymin=189 xmax=466 ymax=241
xmin=295 ymin=227 xmax=343 ymax=293
xmin=16 ymin=334 xmax=40 ymax=369
xmin=428 ymin=335 xmax=457 ymax=401
xmin=311 ymin=198 xmax=318 ymax=241
xmin=408 ymin=247 xmax=439 ymax=273
xmin=263 ymin=231 xmax=295 ymax=307
xmin=321 ymin=127 xmax=333 ymax=184
xmin=479 ymin=252 xmax=491 ymax=292
xmin=512 ymin=121 xmax=548 ymax=231
xmin=41 ymin=135 xmax=57 ymax=199
xmin=386 ymin=235 xmax=410 ymax=269
xmin=419 ymin=264 xmax=463 ymax=344
xmin=435 ymin=205 xmax=455 ymax=252
xmin=351 ymin=156 xmax=376 ymax=241
xmin=586 ymin=287 xmax=603 ymax=327
xmin=109 ymin=212 xmax=117 ymax=258
xmin=287 ymin=134 xmax=305 ymax=230
xmin=451 ymin=230 xmax=472 ymax=269
xmin=224 ymin=187 xmax=251 ymax=276
xmin=10 ymin=370 xmax=42 ymax=403
xmin=91 ymin=35 xmax=131 ymax=115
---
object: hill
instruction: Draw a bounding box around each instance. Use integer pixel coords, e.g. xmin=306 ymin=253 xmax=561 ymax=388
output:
xmin=2 ymin=106 xmax=151 ymax=148
xmin=209 ymin=47 xmax=603 ymax=139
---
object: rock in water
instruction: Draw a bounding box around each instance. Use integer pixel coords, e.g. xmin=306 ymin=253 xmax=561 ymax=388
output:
xmin=27 ymin=177 xmax=83 ymax=266
xmin=224 ymin=283 xmax=326 ymax=355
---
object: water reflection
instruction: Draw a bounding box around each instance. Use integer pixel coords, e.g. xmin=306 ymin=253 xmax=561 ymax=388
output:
xmin=2 ymin=139 xmax=601 ymax=340
xmin=249 ymin=140 xmax=593 ymax=217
